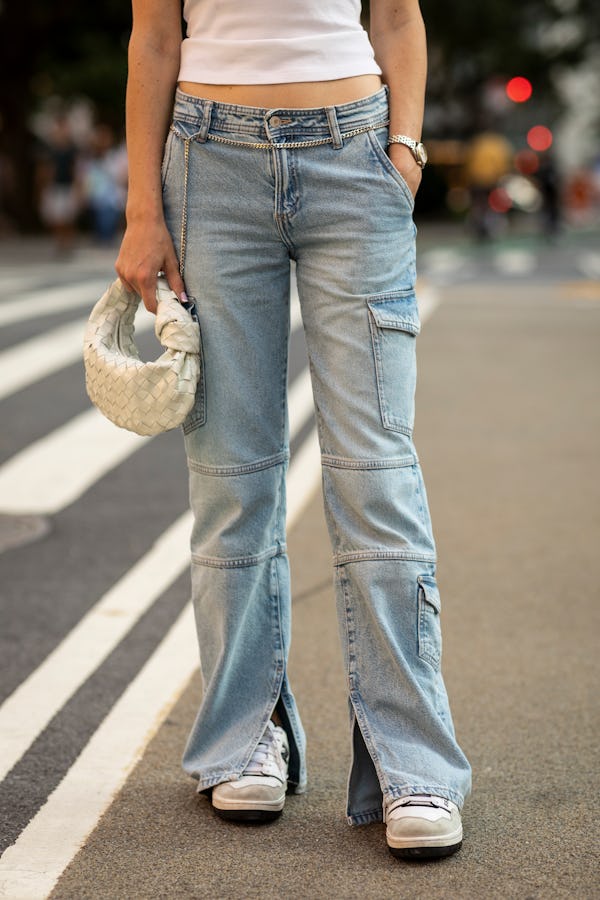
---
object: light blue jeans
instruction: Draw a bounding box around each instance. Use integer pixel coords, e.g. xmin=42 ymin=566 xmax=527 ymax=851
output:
xmin=162 ymin=85 xmax=471 ymax=825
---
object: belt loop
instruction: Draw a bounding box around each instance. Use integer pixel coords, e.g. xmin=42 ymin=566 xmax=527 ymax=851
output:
xmin=197 ymin=99 xmax=214 ymax=143
xmin=325 ymin=106 xmax=343 ymax=150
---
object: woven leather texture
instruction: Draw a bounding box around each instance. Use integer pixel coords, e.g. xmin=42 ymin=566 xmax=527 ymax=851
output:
xmin=83 ymin=278 xmax=201 ymax=436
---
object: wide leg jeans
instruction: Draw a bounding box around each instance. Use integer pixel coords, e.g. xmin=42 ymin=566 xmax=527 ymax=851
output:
xmin=161 ymin=86 xmax=471 ymax=824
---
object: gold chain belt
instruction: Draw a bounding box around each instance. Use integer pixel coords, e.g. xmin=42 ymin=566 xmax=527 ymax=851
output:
xmin=172 ymin=118 xmax=389 ymax=151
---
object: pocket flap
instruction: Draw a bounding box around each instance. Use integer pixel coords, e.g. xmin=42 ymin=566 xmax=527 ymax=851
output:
xmin=367 ymin=291 xmax=421 ymax=335
xmin=418 ymin=575 xmax=441 ymax=613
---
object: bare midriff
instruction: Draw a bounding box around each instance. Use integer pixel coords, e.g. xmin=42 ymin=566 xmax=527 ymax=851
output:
xmin=178 ymin=74 xmax=383 ymax=108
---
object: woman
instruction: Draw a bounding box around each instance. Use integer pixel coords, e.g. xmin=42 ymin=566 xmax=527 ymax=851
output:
xmin=116 ymin=0 xmax=471 ymax=860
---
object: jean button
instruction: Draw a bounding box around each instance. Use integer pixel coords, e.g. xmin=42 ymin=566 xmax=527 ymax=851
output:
xmin=270 ymin=115 xmax=282 ymax=127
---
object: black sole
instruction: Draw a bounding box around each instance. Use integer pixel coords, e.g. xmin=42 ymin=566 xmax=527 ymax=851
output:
xmin=389 ymin=840 xmax=462 ymax=861
xmin=213 ymin=807 xmax=283 ymax=824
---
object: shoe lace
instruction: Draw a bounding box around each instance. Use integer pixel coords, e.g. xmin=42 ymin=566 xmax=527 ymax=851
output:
xmin=242 ymin=723 xmax=286 ymax=779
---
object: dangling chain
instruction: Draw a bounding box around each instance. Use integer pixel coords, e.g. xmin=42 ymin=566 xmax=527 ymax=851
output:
xmin=179 ymin=138 xmax=191 ymax=279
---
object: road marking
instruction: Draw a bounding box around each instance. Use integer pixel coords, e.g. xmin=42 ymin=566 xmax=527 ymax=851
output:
xmin=0 ymin=604 xmax=198 ymax=900
xmin=560 ymin=280 xmax=600 ymax=302
xmin=290 ymin=274 xmax=302 ymax=332
xmin=286 ymin=427 xmax=321 ymax=524
xmin=0 ymin=409 xmax=150 ymax=515
xmin=0 ymin=376 xmax=315 ymax=780
xmin=0 ymin=511 xmax=192 ymax=784
xmin=0 ymin=280 xmax=110 ymax=328
xmin=0 ymin=312 xmax=152 ymax=402
xmin=417 ymin=283 xmax=441 ymax=321
xmin=577 ymin=252 xmax=600 ymax=281
xmin=0 ymin=364 xmax=313 ymax=517
xmin=493 ymin=249 xmax=537 ymax=276
xmin=419 ymin=247 xmax=467 ymax=276
xmin=288 ymin=367 xmax=313 ymax=430
xmin=0 ymin=431 xmax=322 ymax=900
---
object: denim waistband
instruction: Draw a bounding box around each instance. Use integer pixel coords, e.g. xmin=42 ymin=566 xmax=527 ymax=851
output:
xmin=172 ymin=85 xmax=390 ymax=148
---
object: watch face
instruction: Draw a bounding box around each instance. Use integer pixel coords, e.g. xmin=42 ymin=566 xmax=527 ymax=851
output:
xmin=416 ymin=143 xmax=428 ymax=167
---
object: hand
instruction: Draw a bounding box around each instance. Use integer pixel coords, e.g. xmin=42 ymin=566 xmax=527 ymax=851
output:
xmin=115 ymin=217 xmax=186 ymax=315
xmin=387 ymin=143 xmax=423 ymax=199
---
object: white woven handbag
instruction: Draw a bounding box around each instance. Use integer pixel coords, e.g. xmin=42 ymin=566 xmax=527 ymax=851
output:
xmin=83 ymin=276 xmax=201 ymax=436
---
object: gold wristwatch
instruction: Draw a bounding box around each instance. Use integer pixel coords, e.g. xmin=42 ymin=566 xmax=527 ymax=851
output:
xmin=387 ymin=134 xmax=428 ymax=168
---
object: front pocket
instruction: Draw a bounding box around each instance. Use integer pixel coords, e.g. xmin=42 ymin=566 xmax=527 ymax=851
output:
xmin=366 ymin=127 xmax=416 ymax=211
xmin=160 ymin=128 xmax=176 ymax=189
xmin=367 ymin=290 xmax=420 ymax=434
xmin=417 ymin=575 xmax=442 ymax=670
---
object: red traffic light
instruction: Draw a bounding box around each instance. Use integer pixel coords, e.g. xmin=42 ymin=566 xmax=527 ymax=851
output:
xmin=506 ymin=77 xmax=533 ymax=103
xmin=527 ymin=126 xmax=553 ymax=152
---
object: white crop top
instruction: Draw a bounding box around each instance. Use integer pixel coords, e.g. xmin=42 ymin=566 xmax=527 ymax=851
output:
xmin=178 ymin=0 xmax=382 ymax=85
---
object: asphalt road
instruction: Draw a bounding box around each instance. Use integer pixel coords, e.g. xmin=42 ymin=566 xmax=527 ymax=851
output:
xmin=1 ymin=227 xmax=599 ymax=898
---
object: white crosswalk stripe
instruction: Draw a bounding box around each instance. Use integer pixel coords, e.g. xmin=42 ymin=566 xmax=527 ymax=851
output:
xmin=0 ymin=279 xmax=110 ymax=328
xmin=0 ymin=408 xmax=150 ymax=515
xmin=0 ymin=312 xmax=152 ymax=402
xmin=577 ymin=251 xmax=600 ymax=280
xmin=493 ymin=249 xmax=538 ymax=275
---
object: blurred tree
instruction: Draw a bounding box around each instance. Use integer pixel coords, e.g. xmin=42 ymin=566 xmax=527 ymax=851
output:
xmin=419 ymin=0 xmax=599 ymax=136
xmin=364 ymin=0 xmax=599 ymax=137
xmin=0 ymin=0 xmax=130 ymax=230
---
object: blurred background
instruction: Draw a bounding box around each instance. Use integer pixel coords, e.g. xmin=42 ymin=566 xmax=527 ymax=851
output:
xmin=0 ymin=0 xmax=599 ymax=244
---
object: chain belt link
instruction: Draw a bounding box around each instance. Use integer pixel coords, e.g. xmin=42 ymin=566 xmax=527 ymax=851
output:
xmin=171 ymin=118 xmax=389 ymax=152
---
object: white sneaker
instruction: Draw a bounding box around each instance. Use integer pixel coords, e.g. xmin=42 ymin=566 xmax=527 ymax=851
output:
xmin=211 ymin=721 xmax=289 ymax=822
xmin=385 ymin=795 xmax=463 ymax=859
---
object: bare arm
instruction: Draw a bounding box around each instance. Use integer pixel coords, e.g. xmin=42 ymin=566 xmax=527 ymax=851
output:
xmin=370 ymin=0 xmax=427 ymax=197
xmin=115 ymin=0 xmax=185 ymax=312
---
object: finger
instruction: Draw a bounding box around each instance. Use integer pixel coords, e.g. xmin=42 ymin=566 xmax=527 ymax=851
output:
xmin=163 ymin=258 xmax=187 ymax=301
xmin=138 ymin=271 xmax=158 ymax=315
xmin=118 ymin=276 xmax=137 ymax=295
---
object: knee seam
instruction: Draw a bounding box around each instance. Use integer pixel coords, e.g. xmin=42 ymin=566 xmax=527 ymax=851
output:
xmin=334 ymin=550 xmax=436 ymax=566
xmin=188 ymin=450 xmax=289 ymax=476
xmin=321 ymin=453 xmax=418 ymax=470
xmin=192 ymin=543 xmax=287 ymax=568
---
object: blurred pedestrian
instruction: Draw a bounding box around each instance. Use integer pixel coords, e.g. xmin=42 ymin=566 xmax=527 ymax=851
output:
xmin=37 ymin=113 xmax=82 ymax=254
xmin=82 ymin=124 xmax=127 ymax=242
xmin=115 ymin=0 xmax=471 ymax=860
xmin=464 ymin=131 xmax=513 ymax=240
xmin=536 ymin=153 xmax=561 ymax=239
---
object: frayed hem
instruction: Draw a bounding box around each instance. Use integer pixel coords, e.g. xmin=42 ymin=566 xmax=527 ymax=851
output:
xmin=191 ymin=772 xmax=308 ymax=796
xmin=347 ymin=808 xmax=383 ymax=826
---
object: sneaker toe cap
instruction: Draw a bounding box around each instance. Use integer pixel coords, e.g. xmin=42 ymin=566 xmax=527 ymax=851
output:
xmin=212 ymin=781 xmax=284 ymax=804
xmin=386 ymin=809 xmax=463 ymax=849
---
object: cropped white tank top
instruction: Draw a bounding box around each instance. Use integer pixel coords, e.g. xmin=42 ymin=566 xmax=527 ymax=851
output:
xmin=178 ymin=0 xmax=382 ymax=85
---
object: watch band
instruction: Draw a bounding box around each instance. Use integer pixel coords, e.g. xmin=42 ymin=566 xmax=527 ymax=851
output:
xmin=387 ymin=134 xmax=428 ymax=168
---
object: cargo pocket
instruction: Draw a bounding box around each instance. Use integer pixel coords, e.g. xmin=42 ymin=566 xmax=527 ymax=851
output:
xmin=417 ymin=575 xmax=442 ymax=670
xmin=367 ymin=290 xmax=420 ymax=434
